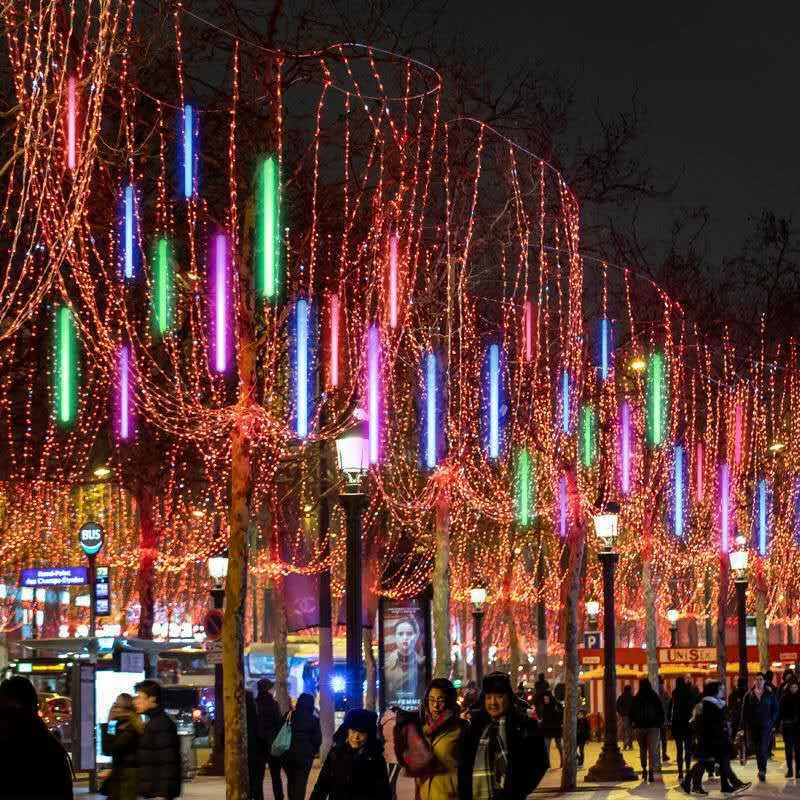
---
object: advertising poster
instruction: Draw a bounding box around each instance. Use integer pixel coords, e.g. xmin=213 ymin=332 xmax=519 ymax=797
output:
xmin=379 ymin=596 xmax=431 ymax=711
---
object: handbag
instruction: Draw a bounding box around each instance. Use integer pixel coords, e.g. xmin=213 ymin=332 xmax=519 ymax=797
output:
xmin=270 ymin=712 xmax=293 ymax=758
xmin=395 ymin=713 xmax=435 ymax=777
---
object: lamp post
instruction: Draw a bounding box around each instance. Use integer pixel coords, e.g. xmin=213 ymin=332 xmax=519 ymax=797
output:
xmin=586 ymin=599 xmax=601 ymax=632
xmin=667 ymin=608 xmax=679 ymax=647
xmin=729 ymin=537 xmax=749 ymax=682
xmin=587 ymin=502 xmax=636 ymax=783
xmin=470 ymin=584 xmax=488 ymax=683
xmin=205 ymin=548 xmax=228 ymax=775
xmin=336 ymin=419 xmax=370 ymax=709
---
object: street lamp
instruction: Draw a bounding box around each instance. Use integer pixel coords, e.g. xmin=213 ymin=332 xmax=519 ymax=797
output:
xmin=336 ymin=419 xmax=370 ymax=709
xmin=729 ymin=536 xmax=749 ymax=681
xmin=204 ymin=547 xmax=228 ymax=776
xmin=586 ymin=501 xmax=636 ymax=783
xmin=586 ymin=598 xmax=601 ymax=632
xmin=470 ymin=583 xmax=488 ymax=682
xmin=667 ymin=608 xmax=679 ymax=647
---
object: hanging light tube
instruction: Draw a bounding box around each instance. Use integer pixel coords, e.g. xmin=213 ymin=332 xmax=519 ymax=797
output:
xmin=389 ymin=233 xmax=399 ymax=329
xmin=621 ymin=401 xmax=631 ymax=494
xmin=183 ymin=103 xmax=194 ymax=198
xmin=257 ymin=155 xmax=279 ymax=300
xmin=489 ymin=344 xmax=500 ymax=459
xmin=368 ymin=324 xmax=380 ymax=464
xmin=67 ymin=76 xmax=77 ymax=170
xmin=296 ymin=298 xmax=309 ymax=439
xmin=674 ymin=445 xmax=684 ymax=538
xmin=425 ymin=352 xmax=437 ymax=469
xmin=329 ymin=293 xmax=340 ymax=388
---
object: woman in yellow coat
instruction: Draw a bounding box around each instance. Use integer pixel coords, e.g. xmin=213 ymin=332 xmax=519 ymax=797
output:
xmin=415 ymin=678 xmax=466 ymax=800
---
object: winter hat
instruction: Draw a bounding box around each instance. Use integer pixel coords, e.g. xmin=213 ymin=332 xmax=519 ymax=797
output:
xmin=0 ymin=676 xmax=38 ymax=716
xmin=343 ymin=708 xmax=378 ymax=734
xmin=482 ymin=671 xmax=514 ymax=698
xmin=257 ymin=678 xmax=275 ymax=693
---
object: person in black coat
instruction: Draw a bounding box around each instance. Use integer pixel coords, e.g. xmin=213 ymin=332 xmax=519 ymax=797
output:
xmin=101 ymin=693 xmax=142 ymax=800
xmin=0 ymin=677 xmax=73 ymax=799
xmin=670 ymin=677 xmax=696 ymax=781
xmin=256 ymin=679 xmax=285 ymax=800
xmin=281 ymin=692 xmax=322 ymax=800
xmin=536 ymin=689 xmax=563 ymax=768
xmin=576 ymin=709 xmax=590 ymax=767
xmin=459 ymin=671 xmax=548 ymax=800
xmin=616 ymin=685 xmax=634 ymax=750
xmin=246 ymin=690 xmax=267 ymax=800
xmin=741 ymin=672 xmax=779 ymax=781
xmin=779 ymin=678 xmax=800 ymax=778
xmin=629 ymin=678 xmax=664 ymax=782
xmin=134 ymin=679 xmax=182 ymax=799
xmin=309 ymin=708 xmax=390 ymax=800
xmin=681 ymin=681 xmax=749 ymax=796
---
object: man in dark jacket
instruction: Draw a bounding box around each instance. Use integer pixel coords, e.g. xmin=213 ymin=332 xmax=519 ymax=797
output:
xmin=256 ymin=678 xmax=285 ymax=800
xmin=629 ymin=678 xmax=664 ymax=782
xmin=134 ymin=679 xmax=182 ymax=799
xmin=0 ymin=677 xmax=73 ymax=799
xmin=459 ymin=671 xmax=548 ymax=800
xmin=671 ymin=677 xmax=696 ymax=781
xmin=616 ymin=685 xmax=634 ymax=750
xmin=741 ymin=672 xmax=779 ymax=782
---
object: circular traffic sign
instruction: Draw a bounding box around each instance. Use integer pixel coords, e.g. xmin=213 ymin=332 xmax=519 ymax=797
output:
xmin=79 ymin=522 xmax=105 ymax=556
xmin=204 ymin=608 xmax=224 ymax=641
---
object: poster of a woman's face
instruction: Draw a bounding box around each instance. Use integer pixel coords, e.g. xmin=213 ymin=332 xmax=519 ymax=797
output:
xmin=382 ymin=601 xmax=427 ymax=710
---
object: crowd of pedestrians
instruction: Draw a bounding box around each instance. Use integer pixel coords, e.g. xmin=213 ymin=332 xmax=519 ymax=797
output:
xmin=609 ymin=668 xmax=800 ymax=794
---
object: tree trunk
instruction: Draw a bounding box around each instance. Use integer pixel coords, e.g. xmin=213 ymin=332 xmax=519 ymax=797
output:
xmin=507 ymin=604 xmax=520 ymax=684
xmin=432 ymin=488 xmax=451 ymax=678
xmin=642 ymin=560 xmax=659 ymax=686
xmin=560 ymin=470 xmax=585 ymax=792
xmin=136 ymin=484 xmax=157 ymax=639
xmin=755 ymin=587 xmax=769 ymax=673
xmin=225 ymin=416 xmax=251 ymax=800
xmin=272 ymin=575 xmax=291 ymax=713
xmin=536 ymin=601 xmax=548 ymax=679
xmin=363 ymin=626 xmax=377 ymax=710
xmin=716 ymin=555 xmax=729 ymax=685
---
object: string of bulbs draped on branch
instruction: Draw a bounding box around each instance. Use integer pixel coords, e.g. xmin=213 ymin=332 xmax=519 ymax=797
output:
xmin=1 ymin=1 xmax=800 ymax=650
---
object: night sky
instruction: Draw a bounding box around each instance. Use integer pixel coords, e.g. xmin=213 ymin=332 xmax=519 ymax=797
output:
xmin=448 ymin=3 xmax=799 ymax=260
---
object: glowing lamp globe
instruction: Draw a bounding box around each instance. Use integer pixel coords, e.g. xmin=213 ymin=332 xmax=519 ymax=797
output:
xmin=335 ymin=419 xmax=370 ymax=488
xmin=593 ymin=502 xmax=620 ymax=550
xmin=207 ymin=551 xmax=229 ymax=584
xmin=585 ymin=599 xmax=601 ymax=618
xmin=729 ymin=548 xmax=748 ymax=581
xmin=470 ymin=585 xmax=488 ymax=613
xmin=667 ymin=608 xmax=679 ymax=626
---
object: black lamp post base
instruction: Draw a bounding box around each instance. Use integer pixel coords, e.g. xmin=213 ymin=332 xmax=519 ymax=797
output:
xmin=586 ymin=743 xmax=637 ymax=783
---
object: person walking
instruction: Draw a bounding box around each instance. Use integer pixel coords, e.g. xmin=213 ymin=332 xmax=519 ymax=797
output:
xmin=658 ymin=677 xmax=671 ymax=762
xmin=414 ymin=678 xmax=466 ymax=800
xmin=0 ymin=675 xmax=73 ymax=799
xmin=779 ymin=678 xmax=800 ymax=778
xmin=741 ymin=672 xmax=779 ymax=782
xmin=101 ymin=693 xmax=142 ymax=800
xmin=671 ymin=677 xmax=696 ymax=781
xmin=629 ymin=678 xmax=664 ymax=782
xmin=536 ymin=687 xmax=563 ymax=768
xmin=576 ymin=709 xmax=590 ymax=767
xmin=309 ymin=708 xmax=390 ymax=800
xmin=280 ymin=692 xmax=322 ymax=800
xmin=459 ymin=671 xmax=548 ymax=800
xmin=256 ymin=678 xmax=285 ymax=800
xmin=246 ymin=690 xmax=267 ymax=800
xmin=681 ymin=681 xmax=749 ymax=796
xmin=379 ymin=706 xmax=402 ymax=799
xmin=134 ymin=679 xmax=182 ymax=800
xmin=616 ymin=685 xmax=634 ymax=750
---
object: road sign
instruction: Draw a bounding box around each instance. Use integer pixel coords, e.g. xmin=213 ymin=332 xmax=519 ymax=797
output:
xmin=583 ymin=631 xmax=603 ymax=650
xmin=205 ymin=639 xmax=223 ymax=665
xmin=204 ymin=608 xmax=224 ymax=641
xmin=79 ymin=522 xmax=104 ymax=556
xmin=20 ymin=566 xmax=88 ymax=587
xmin=94 ymin=565 xmax=110 ymax=616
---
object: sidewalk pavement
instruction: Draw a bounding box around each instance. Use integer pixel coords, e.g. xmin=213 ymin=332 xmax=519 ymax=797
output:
xmin=75 ymin=738 xmax=800 ymax=799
